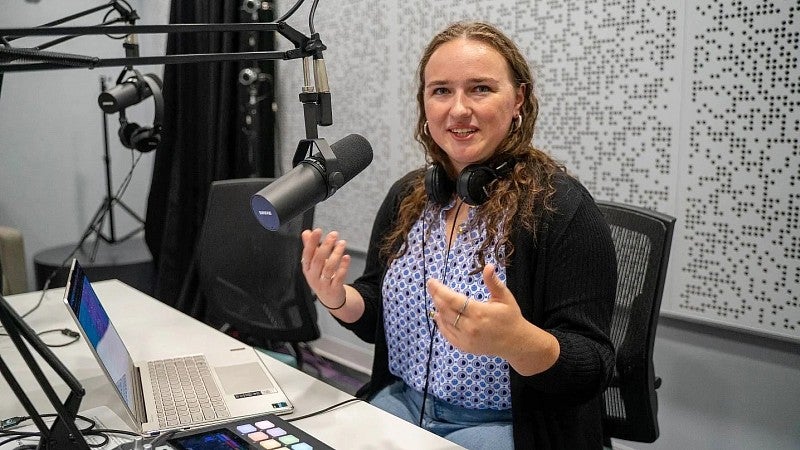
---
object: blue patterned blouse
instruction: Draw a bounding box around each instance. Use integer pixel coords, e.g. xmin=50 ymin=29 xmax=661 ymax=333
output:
xmin=382 ymin=199 xmax=511 ymax=410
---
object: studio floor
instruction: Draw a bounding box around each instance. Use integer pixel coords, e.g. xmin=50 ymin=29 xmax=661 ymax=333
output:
xmin=296 ymin=345 xmax=370 ymax=396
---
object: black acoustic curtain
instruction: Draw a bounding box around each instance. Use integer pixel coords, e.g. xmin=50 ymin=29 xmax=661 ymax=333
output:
xmin=145 ymin=0 xmax=275 ymax=313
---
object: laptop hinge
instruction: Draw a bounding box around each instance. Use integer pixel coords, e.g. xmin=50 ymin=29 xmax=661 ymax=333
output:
xmin=133 ymin=365 xmax=148 ymax=425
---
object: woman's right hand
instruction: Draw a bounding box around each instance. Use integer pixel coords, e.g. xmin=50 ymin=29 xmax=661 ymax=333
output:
xmin=300 ymin=228 xmax=351 ymax=310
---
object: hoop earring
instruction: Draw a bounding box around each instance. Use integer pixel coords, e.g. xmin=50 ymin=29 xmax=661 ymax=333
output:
xmin=515 ymin=114 xmax=523 ymax=131
xmin=423 ymin=121 xmax=429 ymax=136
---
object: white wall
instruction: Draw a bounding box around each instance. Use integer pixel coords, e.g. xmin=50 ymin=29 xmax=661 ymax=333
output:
xmin=0 ymin=1 xmax=169 ymax=289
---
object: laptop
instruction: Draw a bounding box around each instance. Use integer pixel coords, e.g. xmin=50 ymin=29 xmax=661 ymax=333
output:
xmin=61 ymin=259 xmax=294 ymax=436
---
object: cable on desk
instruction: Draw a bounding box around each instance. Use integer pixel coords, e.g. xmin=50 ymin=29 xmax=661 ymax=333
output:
xmin=0 ymin=434 xmax=36 ymax=449
xmin=36 ymin=327 xmax=81 ymax=347
xmin=284 ymin=397 xmax=364 ymax=423
xmin=0 ymin=412 xmax=140 ymax=449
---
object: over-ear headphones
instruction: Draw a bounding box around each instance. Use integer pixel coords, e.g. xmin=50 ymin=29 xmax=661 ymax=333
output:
xmin=425 ymin=159 xmax=516 ymax=206
xmin=115 ymin=69 xmax=164 ymax=153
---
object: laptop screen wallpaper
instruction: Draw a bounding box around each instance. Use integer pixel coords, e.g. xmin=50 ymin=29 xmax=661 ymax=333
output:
xmin=66 ymin=264 xmax=136 ymax=412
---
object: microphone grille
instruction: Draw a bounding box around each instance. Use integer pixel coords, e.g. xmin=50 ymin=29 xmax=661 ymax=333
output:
xmin=330 ymin=134 xmax=374 ymax=182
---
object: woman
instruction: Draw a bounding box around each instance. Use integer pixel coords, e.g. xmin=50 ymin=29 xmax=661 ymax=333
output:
xmin=301 ymin=21 xmax=617 ymax=450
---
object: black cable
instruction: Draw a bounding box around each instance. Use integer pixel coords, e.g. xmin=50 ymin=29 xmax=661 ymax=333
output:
xmin=148 ymin=429 xmax=178 ymax=447
xmin=0 ymin=435 xmax=31 ymax=448
xmin=0 ymin=412 xmax=140 ymax=449
xmin=308 ymin=0 xmax=320 ymax=35
xmin=102 ymin=0 xmax=137 ymax=40
xmin=36 ymin=328 xmax=81 ymax=348
xmin=84 ymin=428 xmax=139 ymax=438
xmin=284 ymin=398 xmax=363 ymax=422
xmin=84 ymin=431 xmax=109 ymax=448
xmin=418 ymin=200 xmax=464 ymax=427
xmin=82 ymin=427 xmax=141 ymax=448
xmin=276 ymin=0 xmax=307 ymax=23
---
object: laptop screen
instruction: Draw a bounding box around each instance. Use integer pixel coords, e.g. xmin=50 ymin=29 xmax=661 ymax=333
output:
xmin=64 ymin=260 xmax=137 ymax=414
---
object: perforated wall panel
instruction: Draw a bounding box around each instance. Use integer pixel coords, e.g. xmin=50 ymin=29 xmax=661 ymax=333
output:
xmin=275 ymin=0 xmax=799 ymax=341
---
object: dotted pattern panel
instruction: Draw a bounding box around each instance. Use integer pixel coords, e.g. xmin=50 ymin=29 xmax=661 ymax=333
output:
xmin=674 ymin=0 xmax=800 ymax=339
xmin=517 ymin=0 xmax=680 ymax=212
xmin=275 ymin=0 xmax=799 ymax=341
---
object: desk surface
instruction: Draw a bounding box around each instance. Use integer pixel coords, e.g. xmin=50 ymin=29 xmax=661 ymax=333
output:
xmin=1 ymin=280 xmax=462 ymax=449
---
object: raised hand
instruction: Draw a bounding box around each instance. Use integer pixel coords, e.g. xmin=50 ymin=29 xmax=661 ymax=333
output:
xmin=300 ymin=228 xmax=351 ymax=310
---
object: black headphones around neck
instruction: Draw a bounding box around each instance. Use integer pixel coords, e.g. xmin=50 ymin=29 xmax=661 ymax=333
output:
xmin=116 ymin=69 xmax=164 ymax=153
xmin=424 ymin=159 xmax=516 ymax=206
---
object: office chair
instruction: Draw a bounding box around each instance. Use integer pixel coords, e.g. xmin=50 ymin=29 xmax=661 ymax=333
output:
xmin=195 ymin=178 xmax=320 ymax=369
xmin=596 ymin=200 xmax=676 ymax=445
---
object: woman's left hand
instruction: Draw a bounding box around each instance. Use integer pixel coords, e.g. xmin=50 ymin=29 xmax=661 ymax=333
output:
xmin=427 ymin=264 xmax=522 ymax=356
xmin=427 ymin=263 xmax=560 ymax=374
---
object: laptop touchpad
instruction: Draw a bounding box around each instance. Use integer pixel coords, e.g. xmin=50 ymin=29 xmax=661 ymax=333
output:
xmin=215 ymin=363 xmax=276 ymax=394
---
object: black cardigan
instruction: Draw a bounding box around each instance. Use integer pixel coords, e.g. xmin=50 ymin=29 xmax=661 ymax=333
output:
xmin=341 ymin=169 xmax=617 ymax=450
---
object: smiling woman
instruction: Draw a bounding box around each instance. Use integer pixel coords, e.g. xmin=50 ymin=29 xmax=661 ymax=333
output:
xmin=297 ymin=21 xmax=618 ymax=450
xmin=422 ymin=38 xmax=524 ymax=174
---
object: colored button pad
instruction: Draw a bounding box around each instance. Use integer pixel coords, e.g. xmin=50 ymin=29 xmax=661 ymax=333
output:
xmin=168 ymin=414 xmax=334 ymax=450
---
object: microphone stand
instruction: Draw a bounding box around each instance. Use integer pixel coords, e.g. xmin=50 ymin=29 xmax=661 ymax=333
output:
xmin=0 ymin=295 xmax=90 ymax=449
xmin=91 ymin=75 xmax=146 ymax=249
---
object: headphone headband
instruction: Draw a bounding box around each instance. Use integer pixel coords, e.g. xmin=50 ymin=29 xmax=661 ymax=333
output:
xmin=116 ymin=68 xmax=164 ymax=153
xmin=425 ymin=158 xmax=517 ymax=206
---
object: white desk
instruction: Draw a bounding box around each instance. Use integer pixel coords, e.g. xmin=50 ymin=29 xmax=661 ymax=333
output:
xmin=1 ymin=280 xmax=462 ymax=449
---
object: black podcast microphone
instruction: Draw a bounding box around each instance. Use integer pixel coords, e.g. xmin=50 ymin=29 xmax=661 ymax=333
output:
xmin=251 ymin=134 xmax=373 ymax=231
xmin=97 ymin=73 xmax=162 ymax=114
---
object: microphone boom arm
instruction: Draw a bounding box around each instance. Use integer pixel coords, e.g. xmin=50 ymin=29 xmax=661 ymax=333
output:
xmin=1 ymin=18 xmax=334 ymax=139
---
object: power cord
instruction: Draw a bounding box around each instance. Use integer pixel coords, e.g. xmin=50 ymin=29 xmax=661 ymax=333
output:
xmin=284 ymin=398 xmax=363 ymax=422
xmin=36 ymin=328 xmax=81 ymax=347
xmin=0 ymin=413 xmax=139 ymax=448
xmin=1 ymin=399 xmax=363 ymax=449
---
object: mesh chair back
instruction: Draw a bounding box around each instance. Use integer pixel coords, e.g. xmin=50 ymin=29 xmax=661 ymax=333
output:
xmin=597 ymin=200 xmax=675 ymax=443
xmin=196 ymin=178 xmax=319 ymax=346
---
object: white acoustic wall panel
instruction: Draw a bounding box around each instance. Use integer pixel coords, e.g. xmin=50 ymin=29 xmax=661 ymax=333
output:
xmin=275 ymin=0 xmax=799 ymax=342
xmin=674 ymin=0 xmax=799 ymax=341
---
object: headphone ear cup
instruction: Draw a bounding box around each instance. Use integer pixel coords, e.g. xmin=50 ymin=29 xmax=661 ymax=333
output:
xmin=457 ymin=164 xmax=496 ymax=206
xmin=130 ymin=126 xmax=160 ymax=153
xmin=118 ymin=121 xmax=141 ymax=150
xmin=425 ymin=164 xmax=455 ymax=206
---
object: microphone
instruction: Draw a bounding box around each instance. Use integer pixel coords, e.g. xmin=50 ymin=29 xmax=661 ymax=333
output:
xmin=97 ymin=73 xmax=162 ymax=114
xmin=251 ymin=134 xmax=373 ymax=231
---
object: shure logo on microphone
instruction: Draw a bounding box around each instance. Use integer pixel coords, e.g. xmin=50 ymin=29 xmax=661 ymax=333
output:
xmin=258 ymin=210 xmax=272 ymax=216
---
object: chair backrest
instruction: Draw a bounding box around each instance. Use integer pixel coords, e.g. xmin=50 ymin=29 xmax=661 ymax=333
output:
xmin=196 ymin=178 xmax=319 ymax=346
xmin=596 ymin=200 xmax=676 ymax=444
xmin=0 ymin=226 xmax=28 ymax=295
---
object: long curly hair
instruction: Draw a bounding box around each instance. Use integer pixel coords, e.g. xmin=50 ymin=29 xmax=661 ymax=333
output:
xmin=379 ymin=21 xmax=564 ymax=268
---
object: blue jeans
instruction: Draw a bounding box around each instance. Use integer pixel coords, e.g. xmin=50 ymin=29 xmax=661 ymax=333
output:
xmin=369 ymin=380 xmax=514 ymax=450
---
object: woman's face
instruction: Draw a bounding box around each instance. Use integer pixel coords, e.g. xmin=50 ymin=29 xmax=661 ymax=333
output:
xmin=423 ymin=38 xmax=524 ymax=173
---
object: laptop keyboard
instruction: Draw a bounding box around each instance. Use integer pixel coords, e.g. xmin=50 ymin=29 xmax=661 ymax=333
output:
xmin=148 ymin=355 xmax=230 ymax=428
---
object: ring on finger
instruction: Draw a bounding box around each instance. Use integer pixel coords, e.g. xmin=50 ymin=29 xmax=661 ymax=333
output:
xmin=321 ymin=272 xmax=335 ymax=281
xmin=458 ymin=297 xmax=470 ymax=315
xmin=453 ymin=312 xmax=462 ymax=328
